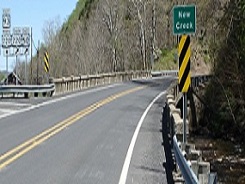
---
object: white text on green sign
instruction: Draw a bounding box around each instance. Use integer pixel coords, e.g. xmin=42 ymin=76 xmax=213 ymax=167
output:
xmin=173 ymin=5 xmax=196 ymax=35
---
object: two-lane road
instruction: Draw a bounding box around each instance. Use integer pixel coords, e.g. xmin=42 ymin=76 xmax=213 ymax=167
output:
xmin=0 ymin=77 xmax=174 ymax=184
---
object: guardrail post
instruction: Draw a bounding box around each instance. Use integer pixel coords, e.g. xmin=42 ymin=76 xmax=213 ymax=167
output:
xmin=79 ymin=76 xmax=82 ymax=90
xmin=88 ymin=76 xmax=91 ymax=87
xmin=71 ymin=76 xmax=75 ymax=91
xmin=63 ymin=79 xmax=66 ymax=93
xmin=103 ymin=75 xmax=106 ymax=84
xmin=75 ymin=76 xmax=78 ymax=91
xmin=108 ymin=75 xmax=111 ymax=84
xmin=66 ymin=79 xmax=69 ymax=92
xmin=24 ymin=93 xmax=28 ymax=98
xmin=112 ymin=73 xmax=115 ymax=83
xmin=81 ymin=78 xmax=84 ymax=89
xmin=95 ymin=75 xmax=98 ymax=86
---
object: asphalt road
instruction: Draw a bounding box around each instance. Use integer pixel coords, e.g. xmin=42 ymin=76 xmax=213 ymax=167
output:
xmin=0 ymin=77 xmax=174 ymax=184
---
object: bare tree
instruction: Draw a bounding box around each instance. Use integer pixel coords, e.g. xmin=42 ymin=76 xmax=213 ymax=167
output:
xmin=100 ymin=0 xmax=124 ymax=72
xmin=42 ymin=16 xmax=62 ymax=47
xmin=130 ymin=0 xmax=148 ymax=70
xmin=42 ymin=16 xmax=63 ymax=77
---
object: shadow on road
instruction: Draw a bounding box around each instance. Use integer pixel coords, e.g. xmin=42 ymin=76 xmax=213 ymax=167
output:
xmin=132 ymin=78 xmax=175 ymax=89
xmin=161 ymin=105 xmax=175 ymax=184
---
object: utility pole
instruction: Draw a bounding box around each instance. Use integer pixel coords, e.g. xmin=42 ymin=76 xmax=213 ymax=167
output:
xmin=30 ymin=27 xmax=33 ymax=84
xmin=6 ymin=52 xmax=8 ymax=85
xmin=15 ymin=48 xmax=19 ymax=85
xmin=25 ymin=49 xmax=28 ymax=84
xmin=16 ymin=54 xmax=17 ymax=85
xmin=37 ymin=40 xmax=40 ymax=85
xmin=2 ymin=50 xmax=9 ymax=85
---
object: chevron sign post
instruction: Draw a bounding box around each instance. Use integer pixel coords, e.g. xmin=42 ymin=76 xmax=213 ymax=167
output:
xmin=173 ymin=5 xmax=196 ymax=144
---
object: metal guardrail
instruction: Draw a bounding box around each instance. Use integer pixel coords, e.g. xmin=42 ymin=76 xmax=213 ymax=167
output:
xmin=151 ymin=70 xmax=178 ymax=77
xmin=166 ymin=74 xmax=216 ymax=184
xmin=173 ymin=135 xmax=199 ymax=184
xmin=0 ymin=84 xmax=55 ymax=98
xmin=166 ymin=99 xmax=200 ymax=184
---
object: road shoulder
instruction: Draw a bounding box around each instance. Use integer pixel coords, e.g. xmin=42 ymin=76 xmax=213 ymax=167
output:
xmin=126 ymin=95 xmax=168 ymax=184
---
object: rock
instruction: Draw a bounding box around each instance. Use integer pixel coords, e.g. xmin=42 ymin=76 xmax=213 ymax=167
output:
xmin=239 ymin=158 xmax=245 ymax=162
xmin=217 ymin=158 xmax=223 ymax=162
xmin=214 ymin=151 xmax=217 ymax=157
xmin=230 ymin=166 xmax=233 ymax=171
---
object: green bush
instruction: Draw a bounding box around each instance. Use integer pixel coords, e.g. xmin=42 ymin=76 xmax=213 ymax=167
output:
xmin=153 ymin=48 xmax=178 ymax=70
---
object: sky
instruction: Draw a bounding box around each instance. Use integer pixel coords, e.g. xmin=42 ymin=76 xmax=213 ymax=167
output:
xmin=0 ymin=0 xmax=78 ymax=71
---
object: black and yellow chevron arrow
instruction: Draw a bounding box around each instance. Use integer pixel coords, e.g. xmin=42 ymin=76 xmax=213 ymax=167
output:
xmin=178 ymin=35 xmax=191 ymax=93
xmin=44 ymin=51 xmax=50 ymax=73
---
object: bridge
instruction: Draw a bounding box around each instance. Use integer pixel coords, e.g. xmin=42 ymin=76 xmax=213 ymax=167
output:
xmin=0 ymin=71 xmax=215 ymax=183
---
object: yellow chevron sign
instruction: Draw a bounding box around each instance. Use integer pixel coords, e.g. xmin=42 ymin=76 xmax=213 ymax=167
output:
xmin=44 ymin=51 xmax=50 ymax=73
xmin=178 ymin=35 xmax=191 ymax=92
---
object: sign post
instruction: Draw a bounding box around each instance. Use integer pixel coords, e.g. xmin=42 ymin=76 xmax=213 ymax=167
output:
xmin=2 ymin=9 xmax=31 ymax=85
xmin=13 ymin=27 xmax=21 ymax=85
xmin=173 ymin=5 xmax=196 ymax=143
xmin=22 ymin=27 xmax=30 ymax=84
xmin=2 ymin=9 xmax=11 ymax=84
xmin=179 ymin=35 xmax=191 ymax=144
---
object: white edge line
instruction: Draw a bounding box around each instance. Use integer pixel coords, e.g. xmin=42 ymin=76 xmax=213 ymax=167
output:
xmin=0 ymin=83 xmax=121 ymax=120
xmin=118 ymin=91 xmax=166 ymax=184
xmin=0 ymin=102 xmax=31 ymax=107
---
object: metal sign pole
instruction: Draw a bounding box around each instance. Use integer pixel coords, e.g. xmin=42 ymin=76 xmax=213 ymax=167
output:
xmin=25 ymin=54 xmax=27 ymax=84
xmin=173 ymin=5 xmax=195 ymax=145
xmin=6 ymin=54 xmax=8 ymax=85
xmin=47 ymin=73 xmax=50 ymax=84
xmin=183 ymin=92 xmax=187 ymax=143
xmin=37 ymin=40 xmax=40 ymax=85
xmin=178 ymin=35 xmax=191 ymax=144
xmin=16 ymin=54 xmax=18 ymax=85
xmin=30 ymin=27 xmax=33 ymax=85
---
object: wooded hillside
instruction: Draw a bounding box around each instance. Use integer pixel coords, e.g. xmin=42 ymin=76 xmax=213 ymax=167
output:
xmin=27 ymin=0 xmax=224 ymax=80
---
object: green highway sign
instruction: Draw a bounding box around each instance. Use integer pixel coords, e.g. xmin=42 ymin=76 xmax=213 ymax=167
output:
xmin=173 ymin=5 xmax=196 ymax=35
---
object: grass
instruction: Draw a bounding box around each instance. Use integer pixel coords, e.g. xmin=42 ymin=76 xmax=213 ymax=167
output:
xmin=153 ymin=48 xmax=178 ymax=71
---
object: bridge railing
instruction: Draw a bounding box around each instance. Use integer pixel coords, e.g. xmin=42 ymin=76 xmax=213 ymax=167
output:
xmin=53 ymin=70 xmax=178 ymax=95
xmin=165 ymin=75 xmax=217 ymax=184
xmin=53 ymin=71 xmax=152 ymax=95
xmin=0 ymin=70 xmax=178 ymax=98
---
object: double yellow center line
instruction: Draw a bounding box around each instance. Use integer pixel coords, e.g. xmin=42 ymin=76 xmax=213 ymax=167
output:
xmin=0 ymin=86 xmax=144 ymax=170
